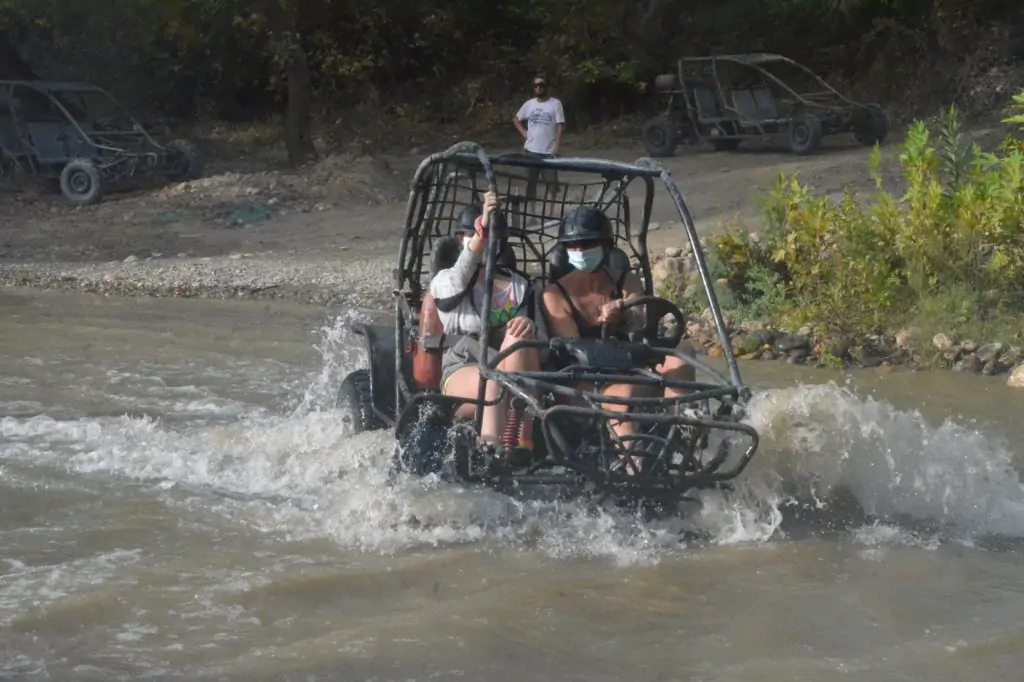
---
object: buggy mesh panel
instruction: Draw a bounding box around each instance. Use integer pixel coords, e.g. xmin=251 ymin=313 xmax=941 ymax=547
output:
xmin=408 ymin=154 xmax=649 ymax=293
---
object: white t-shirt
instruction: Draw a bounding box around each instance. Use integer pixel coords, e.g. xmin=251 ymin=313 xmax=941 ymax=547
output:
xmin=515 ymin=97 xmax=565 ymax=155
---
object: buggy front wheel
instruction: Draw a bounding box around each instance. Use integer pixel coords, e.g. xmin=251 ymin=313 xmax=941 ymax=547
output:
xmin=166 ymin=139 xmax=203 ymax=182
xmin=60 ymin=159 xmax=104 ymax=205
xmin=337 ymin=369 xmax=384 ymax=434
xmin=853 ymin=104 xmax=888 ymax=147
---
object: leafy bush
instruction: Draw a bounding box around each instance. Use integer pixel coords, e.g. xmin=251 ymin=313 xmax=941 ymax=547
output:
xmin=708 ymin=97 xmax=1024 ymax=357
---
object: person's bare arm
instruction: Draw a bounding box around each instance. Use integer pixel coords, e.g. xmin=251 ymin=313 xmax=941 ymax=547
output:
xmin=553 ymin=99 xmax=566 ymax=156
xmin=542 ymin=285 xmax=580 ymax=339
xmin=620 ymin=271 xmax=647 ymax=330
xmin=513 ymin=116 xmax=528 ymax=140
xmin=513 ymin=102 xmax=529 ymax=140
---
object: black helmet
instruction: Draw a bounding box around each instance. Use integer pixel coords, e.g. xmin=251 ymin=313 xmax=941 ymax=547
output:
xmin=456 ymin=203 xmax=483 ymax=233
xmin=456 ymin=202 xmax=508 ymax=241
xmin=558 ymin=206 xmax=614 ymax=244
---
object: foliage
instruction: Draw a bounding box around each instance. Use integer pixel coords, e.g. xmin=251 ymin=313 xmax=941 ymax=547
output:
xmin=708 ymin=96 xmax=1024 ymax=358
xmin=0 ymin=0 xmax=1018 ymax=130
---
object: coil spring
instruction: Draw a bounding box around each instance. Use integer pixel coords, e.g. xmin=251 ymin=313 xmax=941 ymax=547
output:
xmin=502 ymin=405 xmax=522 ymax=450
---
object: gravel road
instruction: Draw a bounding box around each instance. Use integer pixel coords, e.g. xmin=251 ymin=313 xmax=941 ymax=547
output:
xmin=0 ymin=253 xmax=397 ymax=310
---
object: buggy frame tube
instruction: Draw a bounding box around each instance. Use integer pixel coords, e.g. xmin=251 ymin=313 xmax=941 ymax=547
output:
xmin=634 ymin=159 xmax=746 ymax=392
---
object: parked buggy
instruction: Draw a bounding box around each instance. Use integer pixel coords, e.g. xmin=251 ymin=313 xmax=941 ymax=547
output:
xmin=0 ymin=80 xmax=203 ymax=205
xmin=337 ymin=142 xmax=761 ymax=517
xmin=642 ymin=53 xmax=889 ymax=157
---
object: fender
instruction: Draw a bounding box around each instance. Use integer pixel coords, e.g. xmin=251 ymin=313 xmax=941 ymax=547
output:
xmin=413 ymin=292 xmax=444 ymax=391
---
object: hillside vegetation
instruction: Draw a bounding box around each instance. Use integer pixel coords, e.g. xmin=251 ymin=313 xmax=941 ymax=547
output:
xmin=1 ymin=0 xmax=1023 ymax=161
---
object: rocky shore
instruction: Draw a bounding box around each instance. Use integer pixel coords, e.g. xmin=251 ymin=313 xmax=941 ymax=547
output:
xmin=652 ymin=245 xmax=1024 ymax=389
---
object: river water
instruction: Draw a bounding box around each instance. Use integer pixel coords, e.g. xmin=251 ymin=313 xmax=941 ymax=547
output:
xmin=3 ymin=288 xmax=1024 ymax=681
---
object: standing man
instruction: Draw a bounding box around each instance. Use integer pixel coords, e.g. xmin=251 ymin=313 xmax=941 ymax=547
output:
xmin=513 ymin=73 xmax=564 ymax=224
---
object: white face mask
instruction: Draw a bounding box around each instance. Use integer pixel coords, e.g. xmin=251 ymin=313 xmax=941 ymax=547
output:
xmin=568 ymin=246 xmax=604 ymax=273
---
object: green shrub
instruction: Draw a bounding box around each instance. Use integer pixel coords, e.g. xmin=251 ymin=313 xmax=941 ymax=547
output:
xmin=707 ymin=96 xmax=1024 ymax=358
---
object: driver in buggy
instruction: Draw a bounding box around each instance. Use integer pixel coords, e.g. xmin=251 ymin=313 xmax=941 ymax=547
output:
xmin=541 ymin=205 xmax=697 ymax=472
xmin=429 ymin=190 xmax=547 ymax=461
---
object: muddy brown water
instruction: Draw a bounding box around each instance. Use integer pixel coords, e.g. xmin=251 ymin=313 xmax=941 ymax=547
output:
xmin=3 ymin=288 xmax=1024 ymax=681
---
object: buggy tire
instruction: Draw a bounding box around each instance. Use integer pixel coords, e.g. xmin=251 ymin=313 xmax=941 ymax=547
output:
xmin=642 ymin=117 xmax=677 ymax=158
xmin=166 ymin=139 xmax=203 ymax=182
xmin=787 ymin=114 xmax=823 ymax=155
xmin=59 ymin=159 xmax=103 ymax=205
xmin=338 ymin=369 xmax=384 ymax=434
xmin=392 ymin=408 xmax=453 ymax=478
xmin=853 ymin=104 xmax=889 ymax=147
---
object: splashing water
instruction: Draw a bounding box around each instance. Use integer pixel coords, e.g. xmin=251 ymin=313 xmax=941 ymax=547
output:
xmin=741 ymin=383 xmax=1024 ymax=539
xmin=2 ymin=312 xmax=1023 ymax=567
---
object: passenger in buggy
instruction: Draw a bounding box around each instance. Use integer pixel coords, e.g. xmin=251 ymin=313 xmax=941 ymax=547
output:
xmin=427 ymin=190 xmax=547 ymax=459
xmin=541 ymin=205 xmax=697 ymax=472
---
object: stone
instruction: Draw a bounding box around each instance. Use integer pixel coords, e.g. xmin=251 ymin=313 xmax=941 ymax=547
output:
xmin=787 ymin=348 xmax=809 ymax=364
xmin=664 ymin=246 xmax=683 ymax=258
xmin=774 ymin=334 xmax=810 ymax=353
xmin=101 ymin=273 xmax=116 ymax=283
xmin=731 ymin=332 xmax=760 ymax=356
xmin=999 ymin=346 xmax=1022 ymax=367
xmin=981 ymin=359 xmax=999 ymax=376
xmin=942 ymin=346 xmax=963 ymax=363
xmin=739 ymin=319 xmax=765 ymax=332
xmin=761 ymin=349 xmax=776 ymax=361
xmin=123 ymin=254 xmax=139 ymax=263
xmin=894 ymin=328 xmax=917 ymax=350
xmin=739 ymin=351 xmax=761 ymax=361
xmin=750 ymin=329 xmax=777 ymax=348
xmin=953 ymin=354 xmax=983 ymax=373
xmin=707 ymin=345 xmax=726 ymax=358
xmin=932 ymin=333 xmax=952 ymax=351
xmin=1007 ymin=364 xmax=1024 ymax=388
xmin=685 ymin=321 xmax=702 ymax=339
xmin=961 ymin=340 xmax=979 ymax=354
xmin=976 ymin=342 xmax=1004 ymax=364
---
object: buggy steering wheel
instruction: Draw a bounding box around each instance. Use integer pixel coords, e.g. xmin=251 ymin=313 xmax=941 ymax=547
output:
xmin=601 ymin=295 xmax=686 ymax=349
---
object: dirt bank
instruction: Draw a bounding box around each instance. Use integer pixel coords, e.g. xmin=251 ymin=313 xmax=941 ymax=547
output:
xmin=0 ymin=123 xmax=1007 ymax=304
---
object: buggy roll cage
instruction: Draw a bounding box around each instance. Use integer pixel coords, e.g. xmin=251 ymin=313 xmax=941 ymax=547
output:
xmin=668 ymin=54 xmax=863 ymax=120
xmin=0 ymin=80 xmax=163 ymax=153
xmin=386 ymin=142 xmax=757 ymax=484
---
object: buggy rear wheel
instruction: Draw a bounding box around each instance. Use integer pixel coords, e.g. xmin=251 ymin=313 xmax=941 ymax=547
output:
xmin=59 ymin=159 xmax=103 ymax=205
xmin=642 ymin=117 xmax=677 ymax=158
xmin=166 ymin=139 xmax=203 ymax=182
xmin=787 ymin=114 xmax=823 ymax=155
xmin=853 ymin=104 xmax=889 ymax=146
xmin=337 ymin=369 xmax=384 ymax=434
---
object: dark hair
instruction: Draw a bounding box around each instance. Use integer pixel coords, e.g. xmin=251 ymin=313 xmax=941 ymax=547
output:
xmin=533 ymin=73 xmax=549 ymax=85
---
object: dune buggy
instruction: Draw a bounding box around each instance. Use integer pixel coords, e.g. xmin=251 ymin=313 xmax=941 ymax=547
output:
xmin=0 ymin=80 xmax=203 ymax=205
xmin=642 ymin=53 xmax=889 ymax=157
xmin=337 ymin=142 xmax=760 ymax=515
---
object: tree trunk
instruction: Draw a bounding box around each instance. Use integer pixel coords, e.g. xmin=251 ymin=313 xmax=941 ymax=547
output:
xmin=0 ymin=31 xmax=39 ymax=80
xmin=284 ymin=41 xmax=316 ymax=165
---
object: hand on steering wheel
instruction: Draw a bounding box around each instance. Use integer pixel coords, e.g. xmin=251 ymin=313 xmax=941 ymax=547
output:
xmin=599 ymin=295 xmax=686 ymax=348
